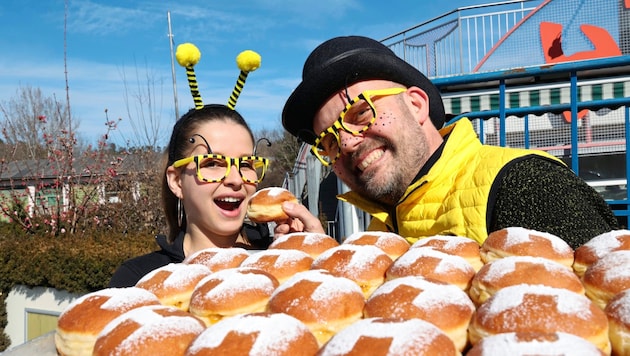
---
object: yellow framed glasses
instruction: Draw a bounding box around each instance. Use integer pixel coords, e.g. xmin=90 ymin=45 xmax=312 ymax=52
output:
xmin=172 ymin=154 xmax=269 ymax=183
xmin=311 ymin=87 xmax=407 ymax=166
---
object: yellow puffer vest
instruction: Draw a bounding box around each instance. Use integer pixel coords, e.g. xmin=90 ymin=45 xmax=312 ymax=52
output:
xmin=338 ymin=119 xmax=562 ymax=245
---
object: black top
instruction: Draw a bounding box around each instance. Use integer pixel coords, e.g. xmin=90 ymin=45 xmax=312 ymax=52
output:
xmin=108 ymin=223 xmax=271 ymax=288
xmin=489 ymin=157 xmax=619 ymax=249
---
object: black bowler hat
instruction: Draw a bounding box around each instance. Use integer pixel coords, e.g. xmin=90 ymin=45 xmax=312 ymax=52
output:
xmin=282 ymin=35 xmax=445 ymax=144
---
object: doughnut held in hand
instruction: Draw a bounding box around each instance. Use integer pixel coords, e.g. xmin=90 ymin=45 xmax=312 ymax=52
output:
xmin=247 ymin=187 xmax=298 ymax=223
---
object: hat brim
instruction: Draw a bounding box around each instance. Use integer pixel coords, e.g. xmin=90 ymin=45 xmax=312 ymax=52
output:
xmin=282 ymin=48 xmax=444 ymax=144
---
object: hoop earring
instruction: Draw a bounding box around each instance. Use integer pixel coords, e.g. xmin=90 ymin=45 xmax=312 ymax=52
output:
xmin=177 ymin=199 xmax=184 ymax=227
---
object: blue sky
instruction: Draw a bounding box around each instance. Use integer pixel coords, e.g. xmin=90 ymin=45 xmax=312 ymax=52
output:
xmin=0 ymin=0 xmax=487 ymax=148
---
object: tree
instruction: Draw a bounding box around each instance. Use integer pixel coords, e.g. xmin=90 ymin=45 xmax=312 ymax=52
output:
xmin=119 ymin=61 xmax=169 ymax=151
xmin=254 ymin=128 xmax=301 ymax=188
xmin=0 ymin=86 xmax=77 ymax=161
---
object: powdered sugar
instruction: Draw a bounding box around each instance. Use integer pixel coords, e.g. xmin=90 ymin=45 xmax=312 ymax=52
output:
xmin=393 ymin=247 xmax=474 ymax=274
xmin=482 ymin=284 xmax=592 ymax=322
xmin=97 ymin=305 xmax=204 ymax=351
xmin=583 ymin=230 xmax=630 ymax=259
xmin=273 ymin=269 xmax=362 ymax=302
xmin=313 ymin=244 xmax=390 ymax=279
xmin=503 ymin=227 xmax=572 ymax=254
xmin=370 ymin=276 xmax=474 ymax=310
xmin=194 ymin=267 xmax=277 ymax=301
xmin=483 ymin=256 xmax=570 ymax=281
xmin=588 ymin=250 xmax=630 ymax=283
xmin=90 ymin=287 xmax=159 ymax=312
xmin=319 ymin=318 xmax=446 ymax=355
xmin=260 ymin=187 xmax=288 ymax=197
xmin=471 ymin=331 xmax=605 ymax=355
xmin=188 ymin=313 xmax=311 ymax=354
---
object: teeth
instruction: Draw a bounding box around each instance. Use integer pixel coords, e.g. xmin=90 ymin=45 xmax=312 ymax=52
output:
xmin=217 ymin=197 xmax=241 ymax=203
xmin=359 ymin=150 xmax=384 ymax=170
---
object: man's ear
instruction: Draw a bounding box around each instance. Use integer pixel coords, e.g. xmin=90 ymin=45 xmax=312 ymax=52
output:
xmin=166 ymin=166 xmax=183 ymax=199
xmin=405 ymin=86 xmax=431 ymax=125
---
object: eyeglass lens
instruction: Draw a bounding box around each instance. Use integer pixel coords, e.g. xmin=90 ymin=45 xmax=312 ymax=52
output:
xmin=198 ymin=156 xmax=265 ymax=182
xmin=315 ymin=97 xmax=376 ymax=162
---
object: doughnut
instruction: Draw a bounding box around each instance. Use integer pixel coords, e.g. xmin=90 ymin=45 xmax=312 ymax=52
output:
xmin=469 ymin=255 xmax=585 ymax=306
xmin=239 ymin=248 xmax=313 ymax=284
xmin=311 ymin=244 xmax=393 ymax=298
xmin=468 ymin=284 xmax=611 ymax=354
xmin=92 ymin=305 xmax=205 ymax=356
xmin=573 ymin=229 xmax=630 ymax=278
xmin=385 ymin=246 xmax=476 ymax=291
xmin=183 ymin=247 xmax=249 ymax=272
xmin=317 ymin=317 xmax=459 ymax=356
xmin=605 ymin=289 xmax=630 ymax=356
xmin=135 ymin=263 xmax=212 ymax=311
xmin=342 ymin=231 xmax=410 ymax=261
xmin=363 ymin=276 xmax=475 ymax=352
xmin=184 ymin=312 xmax=319 ymax=356
xmin=411 ymin=234 xmax=483 ymax=271
xmin=246 ymin=187 xmax=298 ymax=223
xmin=188 ymin=267 xmax=278 ymax=326
xmin=466 ymin=332 xmax=607 ymax=356
xmin=267 ymin=269 xmax=365 ymax=346
xmin=480 ymin=227 xmax=574 ymax=268
xmin=583 ymin=250 xmax=630 ymax=309
xmin=54 ymin=287 xmax=161 ymax=356
xmin=268 ymin=232 xmax=339 ymax=259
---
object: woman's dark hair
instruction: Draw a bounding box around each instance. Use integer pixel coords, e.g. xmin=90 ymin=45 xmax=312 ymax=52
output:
xmin=162 ymin=104 xmax=255 ymax=243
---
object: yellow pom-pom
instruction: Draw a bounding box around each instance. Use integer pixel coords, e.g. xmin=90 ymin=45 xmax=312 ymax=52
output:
xmin=236 ymin=50 xmax=261 ymax=72
xmin=176 ymin=43 xmax=201 ymax=67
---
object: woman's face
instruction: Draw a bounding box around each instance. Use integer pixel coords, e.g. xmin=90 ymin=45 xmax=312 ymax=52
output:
xmin=171 ymin=120 xmax=257 ymax=242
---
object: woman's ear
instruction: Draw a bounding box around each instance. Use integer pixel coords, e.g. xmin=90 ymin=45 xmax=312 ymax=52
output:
xmin=405 ymin=86 xmax=431 ymax=125
xmin=166 ymin=166 xmax=183 ymax=199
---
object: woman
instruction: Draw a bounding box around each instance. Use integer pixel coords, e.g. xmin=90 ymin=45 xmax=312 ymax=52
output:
xmin=108 ymin=104 xmax=271 ymax=287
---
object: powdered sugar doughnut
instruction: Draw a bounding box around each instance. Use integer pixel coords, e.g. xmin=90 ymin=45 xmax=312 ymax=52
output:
xmin=247 ymin=187 xmax=298 ymax=223
xmin=318 ymin=317 xmax=458 ymax=356
xmin=183 ymin=247 xmax=249 ymax=272
xmin=239 ymin=248 xmax=313 ymax=284
xmin=466 ymin=332 xmax=606 ymax=356
xmin=583 ymin=250 xmax=630 ymax=309
xmin=605 ymin=289 xmax=630 ymax=356
xmin=342 ymin=231 xmax=410 ymax=261
xmin=468 ymin=284 xmax=610 ymax=354
xmin=481 ymin=227 xmax=574 ymax=268
xmin=55 ymin=287 xmax=161 ymax=356
xmin=573 ymin=229 xmax=630 ymax=278
xmin=92 ymin=305 xmax=205 ymax=356
xmin=469 ymin=256 xmax=585 ymax=306
xmin=269 ymin=232 xmax=339 ymax=259
xmin=386 ymin=247 xmax=476 ymax=291
xmin=364 ymin=276 xmax=475 ymax=352
xmin=311 ymin=244 xmax=393 ymax=298
xmin=188 ymin=267 xmax=279 ymax=326
xmin=185 ymin=312 xmax=319 ymax=356
xmin=267 ymin=269 xmax=365 ymax=346
xmin=411 ymin=235 xmax=483 ymax=271
xmin=135 ymin=263 xmax=212 ymax=311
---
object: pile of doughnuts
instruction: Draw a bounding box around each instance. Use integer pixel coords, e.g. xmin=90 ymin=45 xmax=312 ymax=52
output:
xmin=55 ymin=226 xmax=630 ymax=355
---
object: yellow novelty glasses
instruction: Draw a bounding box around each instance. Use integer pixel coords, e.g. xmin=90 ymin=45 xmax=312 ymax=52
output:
xmin=311 ymin=87 xmax=407 ymax=166
xmin=172 ymin=154 xmax=269 ymax=183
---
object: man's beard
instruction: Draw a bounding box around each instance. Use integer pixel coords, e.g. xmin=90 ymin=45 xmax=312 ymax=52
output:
xmin=358 ymin=164 xmax=407 ymax=205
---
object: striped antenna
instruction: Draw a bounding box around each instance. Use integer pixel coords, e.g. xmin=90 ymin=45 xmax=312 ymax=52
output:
xmin=175 ymin=43 xmax=204 ymax=109
xmin=227 ymin=50 xmax=261 ymax=110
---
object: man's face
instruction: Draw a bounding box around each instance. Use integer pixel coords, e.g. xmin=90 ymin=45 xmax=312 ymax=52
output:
xmin=312 ymin=80 xmax=433 ymax=205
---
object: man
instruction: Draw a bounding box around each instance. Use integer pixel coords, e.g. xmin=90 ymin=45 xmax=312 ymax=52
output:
xmin=278 ymin=35 xmax=618 ymax=248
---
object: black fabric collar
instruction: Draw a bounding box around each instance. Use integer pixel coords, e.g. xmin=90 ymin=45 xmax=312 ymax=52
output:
xmin=412 ymin=133 xmax=450 ymax=182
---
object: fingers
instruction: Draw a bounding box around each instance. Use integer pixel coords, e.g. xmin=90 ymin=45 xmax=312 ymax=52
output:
xmin=272 ymin=202 xmax=325 ymax=239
